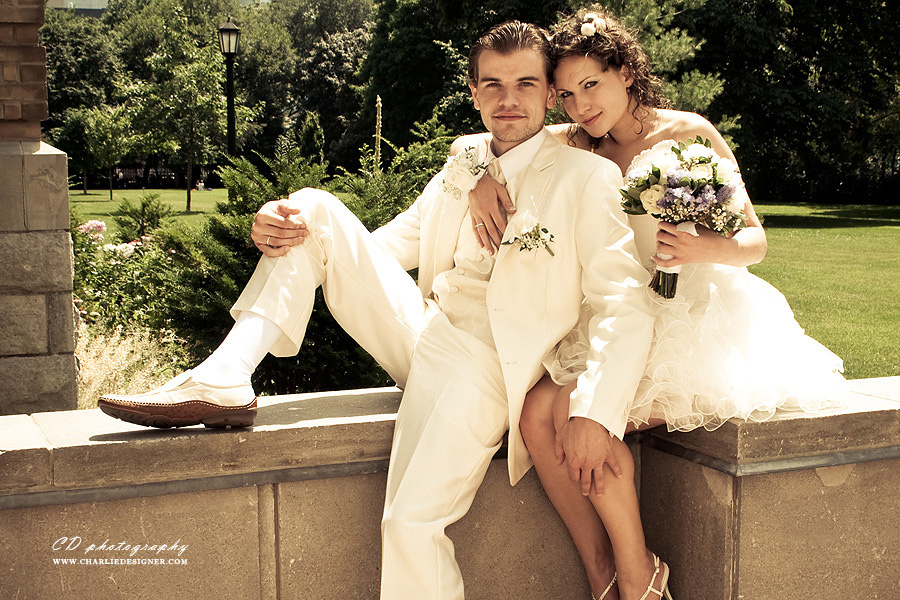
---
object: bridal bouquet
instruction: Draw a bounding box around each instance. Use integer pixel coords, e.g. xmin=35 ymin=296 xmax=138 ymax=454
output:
xmin=619 ymin=137 xmax=746 ymax=298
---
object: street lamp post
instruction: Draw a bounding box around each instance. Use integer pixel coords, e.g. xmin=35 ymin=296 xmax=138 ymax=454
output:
xmin=217 ymin=19 xmax=241 ymax=156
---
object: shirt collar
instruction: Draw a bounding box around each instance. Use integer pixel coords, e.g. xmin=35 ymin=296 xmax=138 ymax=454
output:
xmin=487 ymin=128 xmax=547 ymax=184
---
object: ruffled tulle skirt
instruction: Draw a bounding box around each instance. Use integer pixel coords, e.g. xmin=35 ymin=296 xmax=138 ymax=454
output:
xmin=548 ymin=263 xmax=847 ymax=432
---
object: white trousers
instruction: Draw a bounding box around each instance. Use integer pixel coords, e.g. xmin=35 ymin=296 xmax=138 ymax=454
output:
xmin=381 ymin=314 xmax=510 ymax=600
xmin=231 ymin=188 xmax=431 ymax=387
xmin=232 ymin=188 xmax=511 ymax=597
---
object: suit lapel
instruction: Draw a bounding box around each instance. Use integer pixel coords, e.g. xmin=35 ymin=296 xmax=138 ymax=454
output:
xmin=499 ymin=131 xmax=561 ymax=253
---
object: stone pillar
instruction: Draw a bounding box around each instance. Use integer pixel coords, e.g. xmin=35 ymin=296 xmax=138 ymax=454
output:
xmin=0 ymin=1 xmax=77 ymax=414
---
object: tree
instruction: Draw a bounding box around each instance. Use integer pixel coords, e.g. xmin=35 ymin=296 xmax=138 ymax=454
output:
xmin=41 ymin=9 xmax=124 ymax=190
xmin=295 ymin=27 xmax=373 ymax=168
xmin=41 ymin=9 xmax=122 ymax=128
xmin=82 ymin=105 xmax=136 ymax=202
xmin=689 ymin=0 xmax=900 ymax=201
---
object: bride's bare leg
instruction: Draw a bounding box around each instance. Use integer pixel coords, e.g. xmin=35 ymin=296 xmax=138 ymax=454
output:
xmin=546 ymin=384 xmax=668 ymax=599
xmin=520 ymin=376 xmax=618 ymax=599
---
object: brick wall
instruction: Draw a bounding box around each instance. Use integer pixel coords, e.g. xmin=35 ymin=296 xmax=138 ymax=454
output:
xmin=0 ymin=0 xmax=48 ymax=141
xmin=0 ymin=1 xmax=76 ymax=414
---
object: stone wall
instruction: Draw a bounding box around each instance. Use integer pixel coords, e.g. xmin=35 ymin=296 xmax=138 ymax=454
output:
xmin=1 ymin=379 xmax=898 ymax=599
xmin=0 ymin=1 xmax=76 ymax=414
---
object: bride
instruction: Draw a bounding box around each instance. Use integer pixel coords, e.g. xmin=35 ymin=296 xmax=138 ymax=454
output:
xmin=455 ymin=5 xmax=846 ymax=599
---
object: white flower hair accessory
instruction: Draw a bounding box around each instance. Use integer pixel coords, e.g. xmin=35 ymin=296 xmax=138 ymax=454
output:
xmin=580 ymin=13 xmax=606 ymax=37
xmin=440 ymin=145 xmax=490 ymax=202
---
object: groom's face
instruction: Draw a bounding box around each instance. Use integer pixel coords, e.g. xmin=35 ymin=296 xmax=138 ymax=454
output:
xmin=469 ymin=49 xmax=556 ymax=156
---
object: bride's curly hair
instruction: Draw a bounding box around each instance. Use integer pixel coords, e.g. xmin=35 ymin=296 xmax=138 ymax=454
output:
xmin=551 ymin=5 xmax=668 ymax=144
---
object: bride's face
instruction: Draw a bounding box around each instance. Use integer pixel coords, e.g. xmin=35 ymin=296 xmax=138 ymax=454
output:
xmin=554 ymin=55 xmax=634 ymax=139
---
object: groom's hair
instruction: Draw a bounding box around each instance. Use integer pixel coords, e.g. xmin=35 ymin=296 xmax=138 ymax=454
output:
xmin=468 ymin=21 xmax=552 ymax=85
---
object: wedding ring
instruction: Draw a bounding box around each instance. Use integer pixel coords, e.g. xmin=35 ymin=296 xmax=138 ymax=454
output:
xmin=474 ymin=223 xmax=486 ymax=228
xmin=266 ymin=235 xmax=271 ymax=246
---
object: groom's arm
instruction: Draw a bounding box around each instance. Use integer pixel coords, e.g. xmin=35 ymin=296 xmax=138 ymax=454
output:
xmin=570 ymin=160 xmax=653 ymax=437
xmin=557 ymin=157 xmax=653 ymax=495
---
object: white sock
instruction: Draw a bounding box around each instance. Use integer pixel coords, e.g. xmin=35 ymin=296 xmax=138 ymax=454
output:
xmin=190 ymin=311 xmax=283 ymax=387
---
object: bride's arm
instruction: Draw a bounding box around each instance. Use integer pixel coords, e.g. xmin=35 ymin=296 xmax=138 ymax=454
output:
xmin=654 ymin=115 xmax=767 ymax=268
xmin=449 ymin=133 xmax=514 ymax=252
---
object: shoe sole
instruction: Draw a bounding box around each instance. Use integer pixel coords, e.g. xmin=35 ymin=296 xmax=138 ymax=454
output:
xmin=98 ymin=401 xmax=257 ymax=429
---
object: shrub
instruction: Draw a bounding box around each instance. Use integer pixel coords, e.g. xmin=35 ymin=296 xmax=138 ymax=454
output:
xmin=112 ymin=192 xmax=174 ymax=243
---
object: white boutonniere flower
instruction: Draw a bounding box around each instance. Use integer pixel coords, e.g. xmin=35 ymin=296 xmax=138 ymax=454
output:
xmin=502 ymin=212 xmax=555 ymax=256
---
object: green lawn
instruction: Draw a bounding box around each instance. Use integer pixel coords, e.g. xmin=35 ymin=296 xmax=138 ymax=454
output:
xmin=69 ymin=188 xmax=228 ymax=233
xmin=750 ymin=203 xmax=900 ymax=380
xmin=69 ymin=192 xmax=899 ymax=380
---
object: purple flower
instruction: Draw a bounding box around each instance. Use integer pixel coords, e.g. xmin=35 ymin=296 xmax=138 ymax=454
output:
xmin=667 ymin=170 xmax=690 ymax=186
xmin=716 ymin=184 xmax=735 ymax=203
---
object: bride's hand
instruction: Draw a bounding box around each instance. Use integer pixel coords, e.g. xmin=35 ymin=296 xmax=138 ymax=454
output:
xmin=654 ymin=218 xmax=766 ymax=268
xmin=251 ymin=199 xmax=308 ymax=257
xmin=469 ymin=175 xmax=514 ymax=253
xmin=653 ymin=221 xmax=722 ymax=267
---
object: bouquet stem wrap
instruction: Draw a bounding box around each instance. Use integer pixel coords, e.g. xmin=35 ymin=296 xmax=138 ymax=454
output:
xmin=652 ymin=221 xmax=698 ymax=298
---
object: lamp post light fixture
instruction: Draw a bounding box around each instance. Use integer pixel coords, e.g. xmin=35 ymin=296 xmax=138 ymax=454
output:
xmin=217 ymin=19 xmax=241 ymax=156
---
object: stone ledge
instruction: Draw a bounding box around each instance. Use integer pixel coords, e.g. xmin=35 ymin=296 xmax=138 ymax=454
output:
xmin=648 ymin=377 xmax=900 ymax=472
xmin=0 ymin=387 xmax=403 ymax=501
xmin=2 ymin=379 xmax=897 ymax=502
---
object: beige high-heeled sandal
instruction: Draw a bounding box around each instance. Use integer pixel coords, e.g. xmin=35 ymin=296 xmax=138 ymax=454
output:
xmin=591 ymin=572 xmax=617 ymax=600
xmin=639 ymin=554 xmax=673 ymax=600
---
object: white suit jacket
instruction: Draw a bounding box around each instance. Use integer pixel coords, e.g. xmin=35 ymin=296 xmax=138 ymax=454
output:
xmin=374 ymin=128 xmax=653 ymax=484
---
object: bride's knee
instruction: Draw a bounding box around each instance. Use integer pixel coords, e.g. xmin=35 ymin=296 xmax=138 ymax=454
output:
xmin=519 ymin=377 xmax=559 ymax=443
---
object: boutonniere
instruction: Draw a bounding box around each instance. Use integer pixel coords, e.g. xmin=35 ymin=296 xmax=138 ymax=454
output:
xmin=502 ymin=212 xmax=555 ymax=256
xmin=440 ymin=145 xmax=489 ymax=201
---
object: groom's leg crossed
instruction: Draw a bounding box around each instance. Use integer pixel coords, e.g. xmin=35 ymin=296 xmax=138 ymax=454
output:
xmin=232 ymin=188 xmax=430 ymax=386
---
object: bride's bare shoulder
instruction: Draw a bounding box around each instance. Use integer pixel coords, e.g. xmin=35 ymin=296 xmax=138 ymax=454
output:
xmin=656 ymin=109 xmax=719 ymax=140
xmin=449 ymin=132 xmax=491 ymax=156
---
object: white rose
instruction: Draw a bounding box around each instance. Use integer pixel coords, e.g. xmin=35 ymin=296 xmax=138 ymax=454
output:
xmin=581 ymin=22 xmax=597 ymax=36
xmin=690 ymin=164 xmax=714 ymax=181
xmin=518 ymin=212 xmax=540 ymax=233
xmin=716 ymin=157 xmax=741 ymax=184
xmin=654 ymin=155 xmax=680 ymax=181
xmin=682 ymin=143 xmax=713 ymax=162
xmin=639 ymin=184 xmax=666 ymax=213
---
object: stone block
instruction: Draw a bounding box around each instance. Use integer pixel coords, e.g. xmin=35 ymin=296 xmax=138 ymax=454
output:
xmin=276 ymin=460 xmax=588 ymax=600
xmin=736 ymin=458 xmax=900 ymax=598
xmin=0 ymin=293 xmax=47 ymax=354
xmin=0 ymin=141 xmax=25 ymax=230
xmin=277 ymin=472 xmax=386 ymax=599
xmin=0 ymin=487 xmax=262 ymax=599
xmin=650 ymin=389 xmax=900 ymax=466
xmin=48 ymin=291 xmax=75 ymax=353
xmin=0 ymin=119 xmax=39 ymax=140
xmin=20 ymin=99 xmax=47 ymax=121
xmin=450 ymin=463 xmax=590 ymax=599
xmin=18 ymin=62 xmax=44 ymax=83
xmin=0 ymin=26 xmax=14 ymax=44
xmin=24 ymin=389 xmax=401 ymax=491
xmin=0 ymin=231 xmax=74 ymax=293
xmin=0 ymin=413 xmax=51 ymax=492
xmin=0 ymin=354 xmax=76 ymax=414
xmin=640 ymin=446 xmax=735 ymax=600
xmin=1 ymin=5 xmax=42 ymax=23
xmin=1 ymin=99 xmax=21 ymax=119
xmin=23 ymin=141 xmax=67 ymax=230
xmin=1 ymin=63 xmax=17 ymax=82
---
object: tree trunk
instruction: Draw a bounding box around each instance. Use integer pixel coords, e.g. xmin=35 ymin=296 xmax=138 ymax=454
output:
xmin=185 ymin=149 xmax=193 ymax=212
xmin=82 ymin=170 xmax=87 ymax=195
xmin=108 ymin=166 xmax=113 ymax=203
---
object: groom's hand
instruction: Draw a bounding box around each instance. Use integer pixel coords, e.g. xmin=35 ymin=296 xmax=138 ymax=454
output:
xmin=251 ymin=199 xmax=308 ymax=257
xmin=555 ymin=417 xmax=622 ymax=496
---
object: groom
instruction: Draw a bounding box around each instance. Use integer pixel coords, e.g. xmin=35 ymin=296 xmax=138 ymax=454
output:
xmin=99 ymin=20 xmax=653 ymax=599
